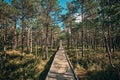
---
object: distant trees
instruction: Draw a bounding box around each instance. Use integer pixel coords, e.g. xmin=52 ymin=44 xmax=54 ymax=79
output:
xmin=62 ymin=0 xmax=120 ymax=79
xmin=62 ymin=0 xmax=120 ymax=55
xmin=0 ymin=0 xmax=61 ymax=60
xmin=0 ymin=0 xmax=19 ymax=58
xmin=39 ymin=0 xmax=60 ymax=59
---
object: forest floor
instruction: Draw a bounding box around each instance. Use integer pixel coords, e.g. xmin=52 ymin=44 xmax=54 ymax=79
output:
xmin=0 ymin=48 xmax=56 ymax=80
xmin=0 ymin=47 xmax=119 ymax=80
xmin=46 ymin=49 xmax=75 ymax=80
xmin=66 ymin=48 xmax=120 ymax=80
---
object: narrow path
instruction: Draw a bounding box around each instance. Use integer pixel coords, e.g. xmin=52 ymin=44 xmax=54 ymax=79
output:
xmin=45 ymin=41 xmax=76 ymax=80
xmin=45 ymin=49 xmax=75 ymax=80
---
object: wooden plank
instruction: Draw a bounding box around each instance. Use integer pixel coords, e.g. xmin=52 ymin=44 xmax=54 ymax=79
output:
xmin=45 ymin=49 xmax=76 ymax=80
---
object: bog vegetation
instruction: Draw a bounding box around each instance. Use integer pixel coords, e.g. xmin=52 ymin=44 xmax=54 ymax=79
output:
xmin=0 ymin=0 xmax=120 ymax=80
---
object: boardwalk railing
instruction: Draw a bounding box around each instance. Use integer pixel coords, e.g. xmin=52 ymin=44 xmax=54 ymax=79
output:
xmin=64 ymin=52 xmax=78 ymax=80
xmin=45 ymin=47 xmax=78 ymax=80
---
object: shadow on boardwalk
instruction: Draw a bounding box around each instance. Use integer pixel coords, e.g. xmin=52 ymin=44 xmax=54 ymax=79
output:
xmin=38 ymin=51 xmax=57 ymax=80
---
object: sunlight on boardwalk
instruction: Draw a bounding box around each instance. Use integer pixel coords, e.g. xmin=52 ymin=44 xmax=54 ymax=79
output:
xmin=46 ymin=40 xmax=75 ymax=80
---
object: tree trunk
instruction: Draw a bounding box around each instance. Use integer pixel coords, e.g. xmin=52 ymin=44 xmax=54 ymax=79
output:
xmin=21 ymin=19 xmax=24 ymax=56
xmin=102 ymin=19 xmax=120 ymax=80
xmin=93 ymin=28 xmax=97 ymax=52
xmin=108 ymin=23 xmax=111 ymax=52
xmin=45 ymin=26 xmax=49 ymax=60
xmin=70 ymin=34 xmax=71 ymax=49
xmin=76 ymin=36 xmax=78 ymax=65
xmin=27 ymin=28 xmax=30 ymax=52
xmin=35 ymin=42 xmax=38 ymax=58
xmin=67 ymin=35 xmax=70 ymax=49
xmin=3 ymin=17 xmax=7 ymax=59
xmin=81 ymin=0 xmax=84 ymax=58
xmin=50 ymin=28 xmax=53 ymax=50
xmin=105 ymin=36 xmax=120 ymax=80
xmin=30 ymin=30 xmax=32 ymax=54
xmin=111 ymin=37 xmax=115 ymax=52
xmin=13 ymin=20 xmax=17 ymax=51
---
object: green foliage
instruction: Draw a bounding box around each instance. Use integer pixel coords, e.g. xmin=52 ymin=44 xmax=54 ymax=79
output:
xmin=66 ymin=48 xmax=120 ymax=80
xmin=0 ymin=2 xmax=19 ymax=18
xmin=0 ymin=48 xmax=56 ymax=80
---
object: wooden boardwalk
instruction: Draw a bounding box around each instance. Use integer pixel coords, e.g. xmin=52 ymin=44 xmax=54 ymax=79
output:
xmin=45 ymin=48 xmax=76 ymax=80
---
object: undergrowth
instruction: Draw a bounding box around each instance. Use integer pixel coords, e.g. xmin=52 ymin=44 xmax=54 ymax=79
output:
xmin=66 ymin=48 xmax=120 ymax=80
xmin=0 ymin=48 xmax=56 ymax=80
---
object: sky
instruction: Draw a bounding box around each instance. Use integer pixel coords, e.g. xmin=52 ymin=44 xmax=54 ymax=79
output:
xmin=4 ymin=0 xmax=72 ymax=12
xmin=4 ymin=0 xmax=11 ymax=2
xmin=58 ymin=0 xmax=82 ymax=30
xmin=58 ymin=0 xmax=73 ymax=30
xmin=3 ymin=0 xmax=75 ymax=30
xmin=4 ymin=0 xmax=11 ymax=5
xmin=59 ymin=0 xmax=72 ymax=14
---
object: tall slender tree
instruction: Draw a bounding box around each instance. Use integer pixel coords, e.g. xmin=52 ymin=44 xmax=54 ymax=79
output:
xmin=40 ymin=0 xmax=60 ymax=59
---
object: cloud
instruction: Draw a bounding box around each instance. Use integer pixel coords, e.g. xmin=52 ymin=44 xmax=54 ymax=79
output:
xmin=74 ymin=13 xmax=82 ymax=23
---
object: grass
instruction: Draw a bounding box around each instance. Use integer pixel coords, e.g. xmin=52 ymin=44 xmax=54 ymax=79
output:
xmin=66 ymin=47 xmax=120 ymax=80
xmin=0 ymin=48 xmax=57 ymax=80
